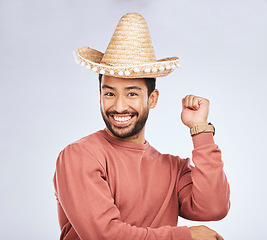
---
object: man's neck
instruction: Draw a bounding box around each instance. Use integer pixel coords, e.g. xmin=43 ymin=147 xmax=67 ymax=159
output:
xmin=104 ymin=128 xmax=146 ymax=144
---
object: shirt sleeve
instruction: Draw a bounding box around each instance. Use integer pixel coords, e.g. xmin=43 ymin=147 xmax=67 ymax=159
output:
xmin=177 ymin=132 xmax=230 ymax=221
xmin=54 ymin=143 xmax=192 ymax=240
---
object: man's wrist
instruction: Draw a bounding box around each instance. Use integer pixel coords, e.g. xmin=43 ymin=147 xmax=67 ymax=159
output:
xmin=190 ymin=123 xmax=215 ymax=137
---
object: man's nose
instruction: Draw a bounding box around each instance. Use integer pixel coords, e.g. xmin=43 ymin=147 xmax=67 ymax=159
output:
xmin=114 ymin=95 xmax=128 ymax=113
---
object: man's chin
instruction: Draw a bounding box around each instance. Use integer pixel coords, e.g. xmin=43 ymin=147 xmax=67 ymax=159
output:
xmin=108 ymin=126 xmax=135 ymax=139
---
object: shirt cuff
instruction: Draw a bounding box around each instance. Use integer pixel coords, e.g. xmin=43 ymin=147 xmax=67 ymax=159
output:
xmin=174 ymin=226 xmax=192 ymax=240
xmin=192 ymin=132 xmax=215 ymax=149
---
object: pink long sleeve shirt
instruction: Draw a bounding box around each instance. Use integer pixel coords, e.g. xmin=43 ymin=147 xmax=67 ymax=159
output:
xmin=53 ymin=130 xmax=230 ymax=240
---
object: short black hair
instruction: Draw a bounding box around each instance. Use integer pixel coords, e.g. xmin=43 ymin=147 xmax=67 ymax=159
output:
xmin=98 ymin=74 xmax=156 ymax=97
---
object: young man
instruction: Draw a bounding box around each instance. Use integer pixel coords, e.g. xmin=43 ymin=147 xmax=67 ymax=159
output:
xmin=53 ymin=13 xmax=230 ymax=240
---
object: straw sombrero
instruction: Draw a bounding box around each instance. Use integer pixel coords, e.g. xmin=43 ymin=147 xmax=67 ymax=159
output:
xmin=73 ymin=13 xmax=181 ymax=78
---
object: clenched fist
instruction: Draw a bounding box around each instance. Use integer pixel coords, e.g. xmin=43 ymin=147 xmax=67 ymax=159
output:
xmin=181 ymin=95 xmax=210 ymax=128
xmin=189 ymin=225 xmax=224 ymax=240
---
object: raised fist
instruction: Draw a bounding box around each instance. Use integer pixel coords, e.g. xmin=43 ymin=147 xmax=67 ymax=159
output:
xmin=181 ymin=95 xmax=210 ymax=128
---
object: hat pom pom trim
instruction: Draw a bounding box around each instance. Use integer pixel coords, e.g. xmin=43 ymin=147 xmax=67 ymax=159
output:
xmin=74 ymin=51 xmax=181 ymax=78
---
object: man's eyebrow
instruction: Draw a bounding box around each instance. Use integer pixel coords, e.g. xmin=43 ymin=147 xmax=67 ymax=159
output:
xmin=102 ymin=85 xmax=115 ymax=90
xmin=101 ymin=85 xmax=142 ymax=91
xmin=125 ymin=86 xmax=142 ymax=91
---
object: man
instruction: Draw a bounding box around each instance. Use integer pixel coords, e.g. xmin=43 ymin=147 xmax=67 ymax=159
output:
xmin=53 ymin=13 xmax=230 ymax=240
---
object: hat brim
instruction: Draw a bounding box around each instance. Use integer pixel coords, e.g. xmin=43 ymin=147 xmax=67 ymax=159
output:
xmin=74 ymin=47 xmax=181 ymax=78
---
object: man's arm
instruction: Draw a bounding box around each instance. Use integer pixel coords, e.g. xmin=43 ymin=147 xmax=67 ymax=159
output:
xmin=177 ymin=95 xmax=230 ymax=239
xmin=177 ymin=132 xmax=230 ymax=220
xmin=54 ymin=143 xmax=192 ymax=240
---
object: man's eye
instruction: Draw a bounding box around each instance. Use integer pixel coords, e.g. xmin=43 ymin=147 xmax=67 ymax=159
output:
xmin=128 ymin=92 xmax=138 ymax=97
xmin=105 ymin=92 xmax=114 ymax=96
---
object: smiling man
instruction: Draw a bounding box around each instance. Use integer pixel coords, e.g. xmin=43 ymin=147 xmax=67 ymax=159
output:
xmin=100 ymin=75 xmax=158 ymax=143
xmin=53 ymin=13 xmax=230 ymax=240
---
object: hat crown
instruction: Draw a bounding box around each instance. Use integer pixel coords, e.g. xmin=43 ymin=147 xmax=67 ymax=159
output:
xmin=100 ymin=13 xmax=156 ymax=67
xmin=74 ymin=12 xmax=181 ymax=78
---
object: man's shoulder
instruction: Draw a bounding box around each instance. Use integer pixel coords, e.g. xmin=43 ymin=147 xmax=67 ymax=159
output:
xmin=60 ymin=130 xmax=109 ymax=157
xmin=72 ymin=130 xmax=104 ymax=146
xmin=58 ymin=130 xmax=109 ymax=168
xmin=69 ymin=130 xmax=109 ymax=150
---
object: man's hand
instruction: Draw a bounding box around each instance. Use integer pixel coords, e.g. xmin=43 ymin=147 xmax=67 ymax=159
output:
xmin=189 ymin=226 xmax=224 ymax=240
xmin=181 ymin=95 xmax=210 ymax=128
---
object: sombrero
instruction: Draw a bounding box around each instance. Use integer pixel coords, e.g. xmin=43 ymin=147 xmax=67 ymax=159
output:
xmin=73 ymin=13 xmax=181 ymax=78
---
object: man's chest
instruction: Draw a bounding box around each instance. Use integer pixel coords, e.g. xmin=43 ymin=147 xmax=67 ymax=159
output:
xmin=103 ymin=152 xmax=179 ymax=225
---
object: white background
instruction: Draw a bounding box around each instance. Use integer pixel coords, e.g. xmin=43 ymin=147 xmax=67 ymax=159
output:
xmin=0 ymin=0 xmax=266 ymax=239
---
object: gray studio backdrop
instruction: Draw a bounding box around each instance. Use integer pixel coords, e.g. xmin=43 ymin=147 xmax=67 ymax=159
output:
xmin=0 ymin=0 xmax=266 ymax=239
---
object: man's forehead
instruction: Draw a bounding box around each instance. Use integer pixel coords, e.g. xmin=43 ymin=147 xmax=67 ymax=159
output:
xmin=101 ymin=75 xmax=147 ymax=89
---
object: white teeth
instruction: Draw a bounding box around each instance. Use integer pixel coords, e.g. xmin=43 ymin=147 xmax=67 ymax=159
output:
xmin=113 ymin=116 xmax=132 ymax=122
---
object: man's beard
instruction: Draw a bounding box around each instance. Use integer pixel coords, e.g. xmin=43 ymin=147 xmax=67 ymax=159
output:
xmin=101 ymin=108 xmax=149 ymax=139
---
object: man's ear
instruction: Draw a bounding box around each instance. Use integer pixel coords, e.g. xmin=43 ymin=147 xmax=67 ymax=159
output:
xmin=148 ymin=89 xmax=159 ymax=109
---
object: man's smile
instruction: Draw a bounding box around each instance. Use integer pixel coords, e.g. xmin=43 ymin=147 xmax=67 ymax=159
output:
xmin=109 ymin=114 xmax=136 ymax=127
